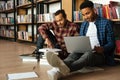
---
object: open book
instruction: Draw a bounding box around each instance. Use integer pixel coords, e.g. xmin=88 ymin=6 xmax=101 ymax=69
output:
xmin=7 ymin=71 xmax=38 ymax=80
xmin=39 ymin=48 xmax=61 ymax=52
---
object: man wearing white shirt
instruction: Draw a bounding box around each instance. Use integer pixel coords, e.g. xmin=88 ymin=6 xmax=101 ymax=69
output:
xmin=46 ymin=1 xmax=115 ymax=80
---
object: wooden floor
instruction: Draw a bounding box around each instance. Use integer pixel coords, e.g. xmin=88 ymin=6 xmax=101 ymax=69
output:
xmin=0 ymin=39 xmax=120 ymax=80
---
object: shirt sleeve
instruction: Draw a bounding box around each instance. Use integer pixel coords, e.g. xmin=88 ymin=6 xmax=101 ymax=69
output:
xmin=38 ymin=23 xmax=54 ymax=39
xmin=103 ymin=20 xmax=115 ymax=53
xmin=74 ymin=24 xmax=80 ymax=36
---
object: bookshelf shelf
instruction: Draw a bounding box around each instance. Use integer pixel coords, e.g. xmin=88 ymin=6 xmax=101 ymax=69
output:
xmin=17 ymin=22 xmax=33 ymax=25
xmin=0 ymin=24 xmax=14 ymax=26
xmin=0 ymin=9 xmax=14 ymax=13
xmin=112 ymin=19 xmax=120 ymax=22
xmin=37 ymin=0 xmax=60 ymax=4
xmin=37 ymin=21 xmax=52 ymax=24
xmin=17 ymin=39 xmax=32 ymax=42
xmin=0 ymin=36 xmax=15 ymax=39
xmin=17 ymin=3 xmax=32 ymax=9
xmin=74 ymin=21 xmax=83 ymax=23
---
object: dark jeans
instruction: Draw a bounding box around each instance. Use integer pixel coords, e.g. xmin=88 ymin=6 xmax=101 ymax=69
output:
xmin=64 ymin=51 xmax=105 ymax=72
xmin=35 ymin=30 xmax=60 ymax=61
xmin=36 ymin=30 xmax=59 ymax=50
xmin=37 ymin=30 xmax=70 ymax=59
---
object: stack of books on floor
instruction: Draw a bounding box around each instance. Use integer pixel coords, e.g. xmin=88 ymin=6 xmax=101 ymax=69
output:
xmin=19 ymin=53 xmax=49 ymax=65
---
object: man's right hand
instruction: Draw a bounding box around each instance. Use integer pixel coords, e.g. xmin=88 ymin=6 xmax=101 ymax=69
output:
xmin=45 ymin=38 xmax=54 ymax=48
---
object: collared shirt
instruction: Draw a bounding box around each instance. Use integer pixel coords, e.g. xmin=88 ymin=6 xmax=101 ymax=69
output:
xmin=38 ymin=20 xmax=80 ymax=56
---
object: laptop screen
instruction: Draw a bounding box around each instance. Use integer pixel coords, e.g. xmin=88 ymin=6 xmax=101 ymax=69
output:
xmin=64 ymin=36 xmax=92 ymax=53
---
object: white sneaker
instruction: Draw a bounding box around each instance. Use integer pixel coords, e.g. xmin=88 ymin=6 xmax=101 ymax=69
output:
xmin=46 ymin=51 xmax=70 ymax=75
xmin=47 ymin=68 xmax=62 ymax=80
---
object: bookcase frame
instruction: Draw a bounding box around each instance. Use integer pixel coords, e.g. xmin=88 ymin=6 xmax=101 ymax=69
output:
xmin=0 ymin=0 xmax=16 ymax=41
xmin=35 ymin=0 xmax=62 ymax=39
xmin=16 ymin=0 xmax=35 ymax=42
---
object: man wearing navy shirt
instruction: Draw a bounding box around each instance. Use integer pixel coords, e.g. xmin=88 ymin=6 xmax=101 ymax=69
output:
xmin=46 ymin=1 xmax=115 ymax=80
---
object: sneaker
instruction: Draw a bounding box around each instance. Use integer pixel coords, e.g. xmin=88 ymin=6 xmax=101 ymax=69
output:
xmin=47 ymin=68 xmax=62 ymax=80
xmin=46 ymin=51 xmax=70 ymax=75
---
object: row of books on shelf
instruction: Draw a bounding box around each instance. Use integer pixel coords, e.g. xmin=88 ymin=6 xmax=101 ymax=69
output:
xmin=37 ymin=13 xmax=54 ymax=22
xmin=17 ymin=14 xmax=33 ymax=23
xmin=0 ymin=1 xmax=13 ymax=11
xmin=18 ymin=0 xmax=31 ymax=6
xmin=94 ymin=1 xmax=120 ymax=20
xmin=73 ymin=11 xmax=83 ymax=21
xmin=17 ymin=13 xmax=54 ymax=23
xmin=18 ymin=0 xmax=39 ymax=6
xmin=0 ymin=27 xmax=14 ymax=38
xmin=73 ymin=1 xmax=120 ymax=21
xmin=18 ymin=31 xmax=32 ymax=41
xmin=0 ymin=17 xmax=14 ymax=24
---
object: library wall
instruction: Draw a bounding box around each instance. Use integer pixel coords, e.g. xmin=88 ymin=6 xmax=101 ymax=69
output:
xmin=62 ymin=0 xmax=72 ymax=21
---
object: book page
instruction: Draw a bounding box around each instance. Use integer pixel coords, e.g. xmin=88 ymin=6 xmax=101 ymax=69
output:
xmin=39 ymin=48 xmax=61 ymax=52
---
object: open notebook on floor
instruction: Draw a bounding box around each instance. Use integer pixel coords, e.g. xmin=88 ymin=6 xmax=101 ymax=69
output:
xmin=64 ymin=36 xmax=92 ymax=53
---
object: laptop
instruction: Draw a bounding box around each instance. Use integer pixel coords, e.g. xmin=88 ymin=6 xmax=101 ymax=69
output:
xmin=64 ymin=36 xmax=92 ymax=53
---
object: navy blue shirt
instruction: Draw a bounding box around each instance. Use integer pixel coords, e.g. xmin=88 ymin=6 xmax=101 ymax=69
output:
xmin=80 ymin=16 xmax=115 ymax=65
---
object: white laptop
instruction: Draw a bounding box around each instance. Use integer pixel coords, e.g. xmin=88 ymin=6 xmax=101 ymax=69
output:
xmin=64 ymin=36 xmax=92 ymax=53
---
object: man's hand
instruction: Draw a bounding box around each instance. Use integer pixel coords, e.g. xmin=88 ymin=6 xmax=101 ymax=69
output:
xmin=94 ymin=46 xmax=104 ymax=54
xmin=45 ymin=38 xmax=54 ymax=48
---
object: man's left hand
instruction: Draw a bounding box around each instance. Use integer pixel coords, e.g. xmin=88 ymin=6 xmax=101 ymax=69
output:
xmin=94 ymin=46 xmax=104 ymax=54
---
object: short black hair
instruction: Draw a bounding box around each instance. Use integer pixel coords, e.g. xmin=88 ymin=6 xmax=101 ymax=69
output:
xmin=54 ymin=9 xmax=66 ymax=18
xmin=80 ymin=0 xmax=94 ymax=10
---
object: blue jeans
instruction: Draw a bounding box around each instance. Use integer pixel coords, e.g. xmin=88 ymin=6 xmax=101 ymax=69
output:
xmin=64 ymin=51 xmax=105 ymax=72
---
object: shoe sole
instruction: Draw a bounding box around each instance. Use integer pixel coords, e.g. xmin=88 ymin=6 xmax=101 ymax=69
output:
xmin=46 ymin=51 xmax=70 ymax=75
xmin=46 ymin=51 xmax=58 ymax=67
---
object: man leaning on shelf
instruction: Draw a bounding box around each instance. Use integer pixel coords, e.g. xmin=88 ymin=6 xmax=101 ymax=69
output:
xmin=44 ymin=1 xmax=116 ymax=80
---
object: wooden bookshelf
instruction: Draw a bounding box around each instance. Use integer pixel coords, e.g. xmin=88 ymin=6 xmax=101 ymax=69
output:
xmin=1 ymin=0 xmax=119 ymax=44
xmin=0 ymin=0 xmax=16 ymax=41
xmin=36 ymin=0 xmax=61 ymax=40
xmin=16 ymin=0 xmax=35 ymax=42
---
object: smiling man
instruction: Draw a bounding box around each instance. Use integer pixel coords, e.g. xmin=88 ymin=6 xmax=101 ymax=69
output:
xmin=38 ymin=9 xmax=79 ymax=59
xmin=45 ymin=1 xmax=116 ymax=80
